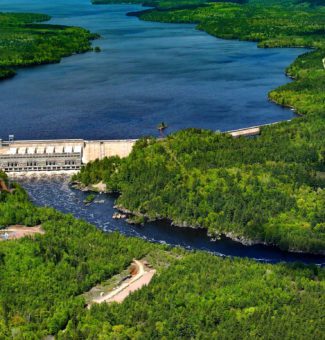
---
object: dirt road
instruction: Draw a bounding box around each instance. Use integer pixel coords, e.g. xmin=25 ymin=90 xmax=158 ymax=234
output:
xmin=0 ymin=225 xmax=44 ymax=241
xmin=91 ymin=259 xmax=156 ymax=305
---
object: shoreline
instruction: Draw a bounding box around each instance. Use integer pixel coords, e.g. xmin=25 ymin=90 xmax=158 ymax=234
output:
xmin=116 ymin=205 xmax=325 ymax=256
xmin=72 ymin=181 xmax=324 ymax=257
xmin=130 ymin=3 xmax=317 ymax=119
xmin=13 ymin=176 xmax=325 ymax=264
xmin=0 ymin=13 xmax=99 ymax=82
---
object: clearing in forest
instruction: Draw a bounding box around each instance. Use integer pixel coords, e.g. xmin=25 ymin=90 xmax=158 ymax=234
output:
xmin=0 ymin=225 xmax=44 ymax=241
xmin=86 ymin=259 xmax=156 ymax=307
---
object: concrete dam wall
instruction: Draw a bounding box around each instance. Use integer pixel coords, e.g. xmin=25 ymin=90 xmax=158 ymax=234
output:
xmin=0 ymin=123 xmax=276 ymax=173
xmin=0 ymin=139 xmax=137 ymax=173
xmin=82 ymin=139 xmax=136 ymax=163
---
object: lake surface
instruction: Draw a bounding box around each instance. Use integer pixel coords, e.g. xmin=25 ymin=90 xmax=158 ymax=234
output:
xmin=0 ymin=0 xmax=306 ymax=140
xmin=18 ymin=176 xmax=325 ymax=265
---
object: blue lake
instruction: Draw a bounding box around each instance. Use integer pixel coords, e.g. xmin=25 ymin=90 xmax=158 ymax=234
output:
xmin=0 ymin=0 xmax=306 ymax=140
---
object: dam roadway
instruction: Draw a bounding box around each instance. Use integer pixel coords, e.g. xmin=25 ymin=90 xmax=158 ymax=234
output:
xmin=0 ymin=123 xmax=282 ymax=173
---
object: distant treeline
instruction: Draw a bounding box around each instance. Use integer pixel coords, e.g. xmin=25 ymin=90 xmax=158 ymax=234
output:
xmin=93 ymin=0 xmax=247 ymax=7
xmin=92 ymin=0 xmax=324 ymax=8
xmin=0 ymin=12 xmax=98 ymax=80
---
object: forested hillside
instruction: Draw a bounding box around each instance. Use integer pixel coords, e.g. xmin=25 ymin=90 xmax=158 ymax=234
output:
xmin=0 ymin=172 xmax=324 ymax=339
xmin=74 ymin=0 xmax=325 ymax=255
xmin=0 ymin=12 xmax=98 ymax=80
xmin=0 ymin=171 xmax=154 ymax=338
xmin=60 ymin=254 xmax=324 ymax=339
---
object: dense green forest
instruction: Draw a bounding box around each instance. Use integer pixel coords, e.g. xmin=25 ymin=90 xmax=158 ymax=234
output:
xmin=0 ymin=12 xmax=98 ymax=80
xmin=74 ymin=0 xmax=325 ymax=255
xmin=0 ymin=171 xmax=324 ymax=339
xmin=1 ymin=1 xmax=324 ymax=337
xmin=0 ymin=171 xmax=154 ymax=338
xmin=60 ymin=254 xmax=324 ymax=339
xmin=75 ymin=128 xmax=325 ymax=254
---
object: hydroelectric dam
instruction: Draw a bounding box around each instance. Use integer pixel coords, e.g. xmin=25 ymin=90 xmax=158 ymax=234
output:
xmin=0 ymin=137 xmax=136 ymax=173
xmin=0 ymin=124 xmax=276 ymax=174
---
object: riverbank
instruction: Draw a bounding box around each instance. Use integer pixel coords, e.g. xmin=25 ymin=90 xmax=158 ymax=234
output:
xmin=117 ymin=204 xmax=325 ymax=256
xmin=17 ymin=176 xmax=324 ymax=264
xmin=73 ymin=123 xmax=325 ymax=256
xmin=70 ymin=177 xmax=325 ymax=256
xmin=1 ymin=185 xmax=323 ymax=339
xmin=137 ymin=1 xmax=325 ymax=116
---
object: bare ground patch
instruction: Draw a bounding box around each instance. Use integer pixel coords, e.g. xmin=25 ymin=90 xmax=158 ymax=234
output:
xmin=0 ymin=225 xmax=44 ymax=241
xmin=86 ymin=259 xmax=156 ymax=307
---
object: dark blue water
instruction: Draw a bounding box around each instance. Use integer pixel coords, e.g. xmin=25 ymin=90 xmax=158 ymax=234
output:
xmin=0 ymin=0 xmax=306 ymax=140
xmin=18 ymin=177 xmax=324 ymax=265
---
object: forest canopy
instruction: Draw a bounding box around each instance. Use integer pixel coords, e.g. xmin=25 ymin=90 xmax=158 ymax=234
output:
xmin=0 ymin=171 xmax=324 ymax=339
xmin=0 ymin=12 xmax=98 ymax=79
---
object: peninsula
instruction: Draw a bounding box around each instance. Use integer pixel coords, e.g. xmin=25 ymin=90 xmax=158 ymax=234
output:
xmin=0 ymin=12 xmax=98 ymax=80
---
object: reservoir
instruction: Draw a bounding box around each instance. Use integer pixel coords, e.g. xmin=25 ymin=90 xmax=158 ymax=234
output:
xmin=0 ymin=0 xmax=306 ymax=140
xmin=1 ymin=0 xmax=321 ymax=264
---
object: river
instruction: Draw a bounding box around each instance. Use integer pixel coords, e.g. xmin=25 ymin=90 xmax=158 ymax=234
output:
xmin=17 ymin=176 xmax=324 ymax=265
xmin=2 ymin=0 xmax=322 ymax=264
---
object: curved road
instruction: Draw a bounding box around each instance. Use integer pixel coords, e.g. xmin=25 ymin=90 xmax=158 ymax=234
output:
xmin=91 ymin=260 xmax=156 ymax=305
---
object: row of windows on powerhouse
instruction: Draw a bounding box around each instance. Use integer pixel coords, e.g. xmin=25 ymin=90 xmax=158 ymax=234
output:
xmin=2 ymin=165 xmax=81 ymax=172
xmin=5 ymin=160 xmax=78 ymax=167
